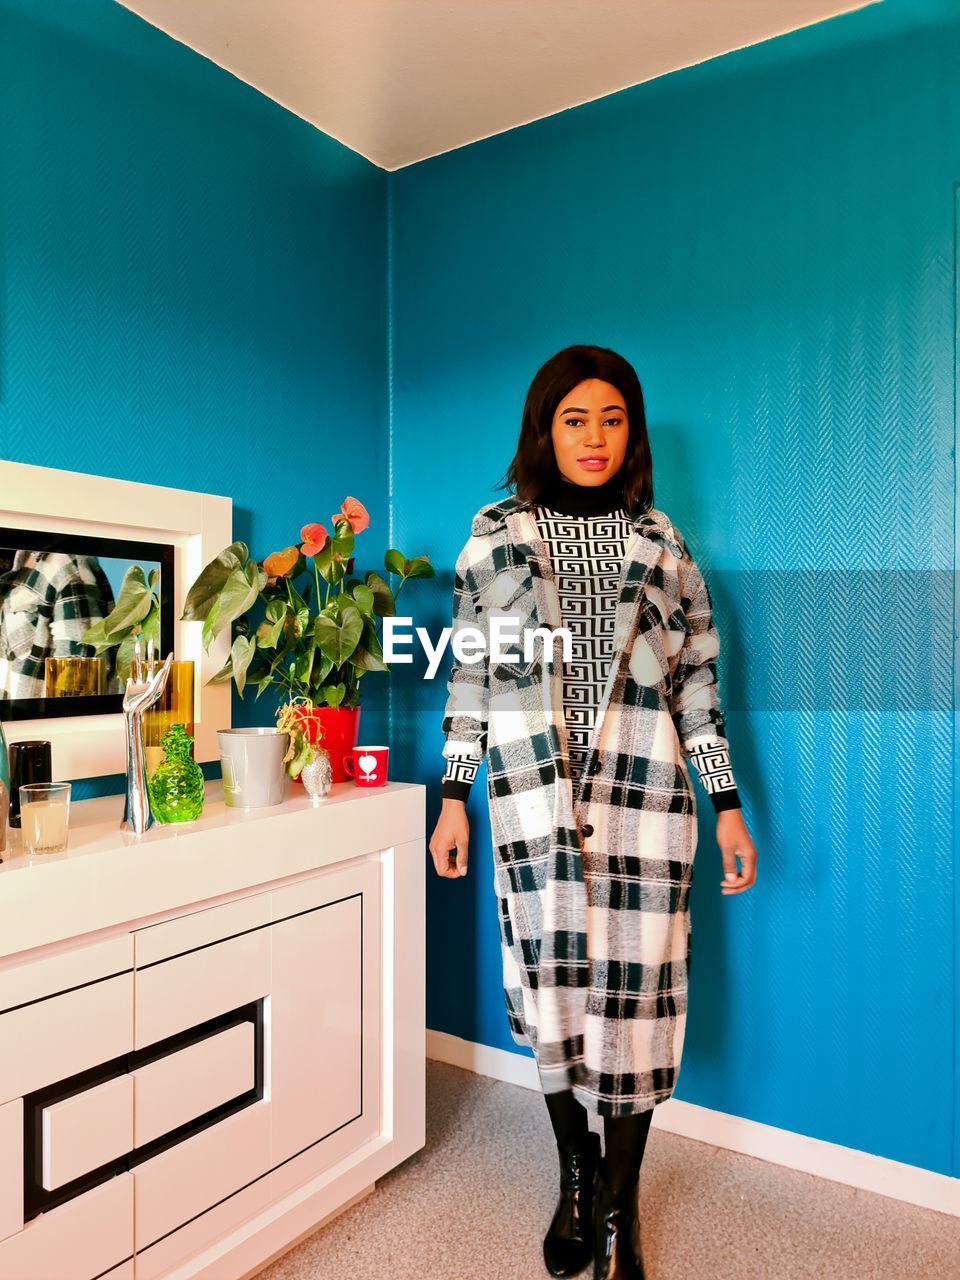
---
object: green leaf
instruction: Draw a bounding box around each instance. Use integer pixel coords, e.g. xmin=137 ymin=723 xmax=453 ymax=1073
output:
xmin=148 ymin=568 xmax=161 ymax=592
xmin=353 ymin=620 xmax=388 ymax=672
xmin=313 ymin=616 xmax=337 ymax=663
xmin=256 ymin=612 xmax=285 ymax=650
xmin=104 ymin=597 xmax=162 ymax=682
xmin=403 ymin=554 xmax=435 ymax=580
xmin=244 ymin=557 xmax=268 ymax=595
xmin=255 ymin=595 xmax=289 ymax=650
xmin=140 ymin=602 xmax=161 ymax=651
xmin=364 ymin=570 xmax=396 ymax=617
xmin=316 ymin=524 xmax=353 ymax=586
xmin=314 ymin=539 xmax=347 ymax=586
xmin=281 ymin=610 xmax=301 ymax=646
xmin=384 ymin=549 xmax=406 ymax=577
xmin=208 ymin=653 xmax=235 ymax=684
xmin=286 ymin=580 xmax=308 ymax=615
xmin=181 ymin=542 xmax=248 ymax=621
xmin=312 ymin=541 xmax=332 ymax=575
xmin=286 ymin=731 xmax=314 ymax=780
xmin=202 ymin=566 xmax=261 ymax=650
xmin=115 ymin=633 xmax=138 ymax=684
xmin=364 ymin=619 xmax=384 ymax=654
xmin=80 ymin=565 xmax=153 ymax=650
xmin=350 ymin=583 xmax=375 ymax=616
xmin=279 ymin=581 xmax=311 ymax=640
xmin=331 ymin=519 xmax=355 ymax=561
xmin=231 ymin=635 xmax=255 ymax=695
xmin=313 ymin=654 xmax=335 ymax=686
xmin=323 ymin=682 xmax=346 ymax=708
xmin=111 ymin=563 xmax=152 ymax=618
xmin=78 ymin=616 xmax=120 ymax=653
xmin=352 ymin=644 xmax=388 ymax=673
xmin=250 ymin=654 xmax=284 ymax=699
xmin=201 ymin=594 xmax=222 ymax=652
xmin=314 ymin=603 xmax=364 ymax=667
xmin=295 ymin=642 xmax=317 ymax=687
xmin=337 ymin=602 xmax=364 ymax=663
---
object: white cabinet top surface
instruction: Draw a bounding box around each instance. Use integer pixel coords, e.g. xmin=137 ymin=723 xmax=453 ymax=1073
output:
xmin=0 ymin=780 xmax=425 ymax=962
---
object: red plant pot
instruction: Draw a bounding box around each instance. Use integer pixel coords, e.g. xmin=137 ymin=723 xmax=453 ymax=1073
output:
xmin=299 ymin=705 xmax=361 ymax=784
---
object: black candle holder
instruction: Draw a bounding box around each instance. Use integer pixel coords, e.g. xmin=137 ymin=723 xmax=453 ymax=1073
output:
xmin=9 ymin=740 xmax=52 ymax=829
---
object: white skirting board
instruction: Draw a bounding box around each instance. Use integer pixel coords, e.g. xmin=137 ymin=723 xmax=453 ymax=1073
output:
xmin=425 ymin=1029 xmax=960 ymax=1220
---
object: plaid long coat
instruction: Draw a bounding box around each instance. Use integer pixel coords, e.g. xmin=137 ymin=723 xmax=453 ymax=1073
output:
xmin=441 ymin=495 xmax=731 ymax=1117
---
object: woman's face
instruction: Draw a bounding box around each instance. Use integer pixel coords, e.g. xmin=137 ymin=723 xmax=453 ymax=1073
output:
xmin=550 ymin=379 xmax=629 ymax=487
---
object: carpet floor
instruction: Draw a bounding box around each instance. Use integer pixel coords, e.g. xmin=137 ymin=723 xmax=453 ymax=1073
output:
xmin=258 ymin=1059 xmax=959 ymax=1279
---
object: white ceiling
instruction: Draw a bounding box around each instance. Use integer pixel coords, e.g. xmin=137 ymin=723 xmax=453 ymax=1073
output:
xmin=119 ymin=0 xmax=877 ymax=171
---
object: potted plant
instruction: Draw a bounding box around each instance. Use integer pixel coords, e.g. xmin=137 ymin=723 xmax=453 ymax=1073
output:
xmin=181 ymin=498 xmax=434 ymax=781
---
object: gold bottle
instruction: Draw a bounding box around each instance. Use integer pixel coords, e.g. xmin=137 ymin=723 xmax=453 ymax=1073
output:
xmin=143 ymin=660 xmax=196 ymax=777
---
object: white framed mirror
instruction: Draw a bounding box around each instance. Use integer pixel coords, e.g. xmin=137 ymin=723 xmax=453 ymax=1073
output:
xmin=0 ymin=460 xmax=232 ymax=779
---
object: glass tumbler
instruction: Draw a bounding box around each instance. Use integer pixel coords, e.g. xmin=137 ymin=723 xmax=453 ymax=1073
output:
xmin=19 ymin=782 xmax=71 ymax=855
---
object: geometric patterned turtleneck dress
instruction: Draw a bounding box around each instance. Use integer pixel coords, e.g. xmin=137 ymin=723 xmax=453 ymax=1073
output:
xmin=442 ymin=472 xmax=741 ymax=813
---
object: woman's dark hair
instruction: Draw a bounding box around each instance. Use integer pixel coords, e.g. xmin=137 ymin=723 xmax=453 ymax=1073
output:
xmin=500 ymin=345 xmax=654 ymax=515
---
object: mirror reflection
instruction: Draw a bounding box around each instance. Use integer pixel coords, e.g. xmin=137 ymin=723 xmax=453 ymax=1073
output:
xmin=0 ymin=528 xmax=174 ymax=720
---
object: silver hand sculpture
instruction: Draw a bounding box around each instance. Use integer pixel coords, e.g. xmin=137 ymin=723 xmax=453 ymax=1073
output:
xmin=121 ymin=650 xmax=173 ymax=835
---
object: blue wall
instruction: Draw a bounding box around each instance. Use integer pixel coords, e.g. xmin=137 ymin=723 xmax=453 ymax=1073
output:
xmin=3 ymin=0 xmax=956 ymax=1183
xmin=0 ymin=0 xmax=391 ymax=788
xmin=389 ymin=0 xmax=959 ymax=1178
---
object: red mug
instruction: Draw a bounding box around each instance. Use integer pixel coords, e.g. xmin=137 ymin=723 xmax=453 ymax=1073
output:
xmin=343 ymin=745 xmax=389 ymax=787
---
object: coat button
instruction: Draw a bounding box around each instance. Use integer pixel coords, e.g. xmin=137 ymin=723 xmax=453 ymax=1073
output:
xmin=582 ymin=823 xmax=594 ymax=838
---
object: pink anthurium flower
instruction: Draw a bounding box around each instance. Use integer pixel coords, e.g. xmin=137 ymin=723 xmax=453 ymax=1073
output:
xmin=299 ymin=523 xmax=328 ymax=557
xmin=332 ymin=497 xmax=370 ymax=534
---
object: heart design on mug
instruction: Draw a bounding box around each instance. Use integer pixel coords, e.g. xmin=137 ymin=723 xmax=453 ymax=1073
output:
xmin=358 ymin=754 xmax=378 ymax=778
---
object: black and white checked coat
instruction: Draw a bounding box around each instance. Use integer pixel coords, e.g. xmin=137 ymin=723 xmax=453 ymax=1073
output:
xmin=441 ymin=495 xmax=733 ymax=1117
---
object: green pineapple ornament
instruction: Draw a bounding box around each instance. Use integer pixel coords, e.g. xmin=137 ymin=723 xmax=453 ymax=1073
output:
xmin=148 ymin=724 xmax=204 ymax=824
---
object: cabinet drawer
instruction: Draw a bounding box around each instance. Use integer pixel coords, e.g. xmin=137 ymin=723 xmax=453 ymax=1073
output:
xmin=0 ymin=936 xmax=132 ymax=1013
xmin=133 ymin=1099 xmax=270 ymax=1248
xmin=0 ymin=974 xmax=133 ymax=1104
xmin=41 ymin=1074 xmax=133 ymax=1192
xmin=0 ymin=1099 xmax=22 ymax=1243
xmin=135 ymin=928 xmax=269 ymax=1048
xmin=133 ymin=1022 xmax=255 ymax=1147
xmin=134 ymin=895 xmax=270 ymax=968
xmin=0 ymin=1172 xmax=132 ymax=1280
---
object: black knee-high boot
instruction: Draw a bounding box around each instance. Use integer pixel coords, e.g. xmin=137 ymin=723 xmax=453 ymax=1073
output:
xmin=542 ymin=1090 xmax=600 ymax=1277
xmin=545 ymin=1088 xmax=591 ymax=1154
xmin=593 ymin=1109 xmax=654 ymax=1280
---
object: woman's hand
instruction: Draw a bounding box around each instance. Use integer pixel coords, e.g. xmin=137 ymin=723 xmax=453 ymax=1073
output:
xmin=717 ymin=810 xmax=757 ymax=894
xmin=429 ymin=798 xmax=471 ymax=879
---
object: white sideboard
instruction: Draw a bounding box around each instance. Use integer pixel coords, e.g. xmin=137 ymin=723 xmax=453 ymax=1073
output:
xmin=0 ymin=779 xmax=426 ymax=1280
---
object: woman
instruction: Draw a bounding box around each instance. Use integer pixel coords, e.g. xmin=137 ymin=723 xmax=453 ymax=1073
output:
xmin=429 ymin=345 xmax=758 ymax=1280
